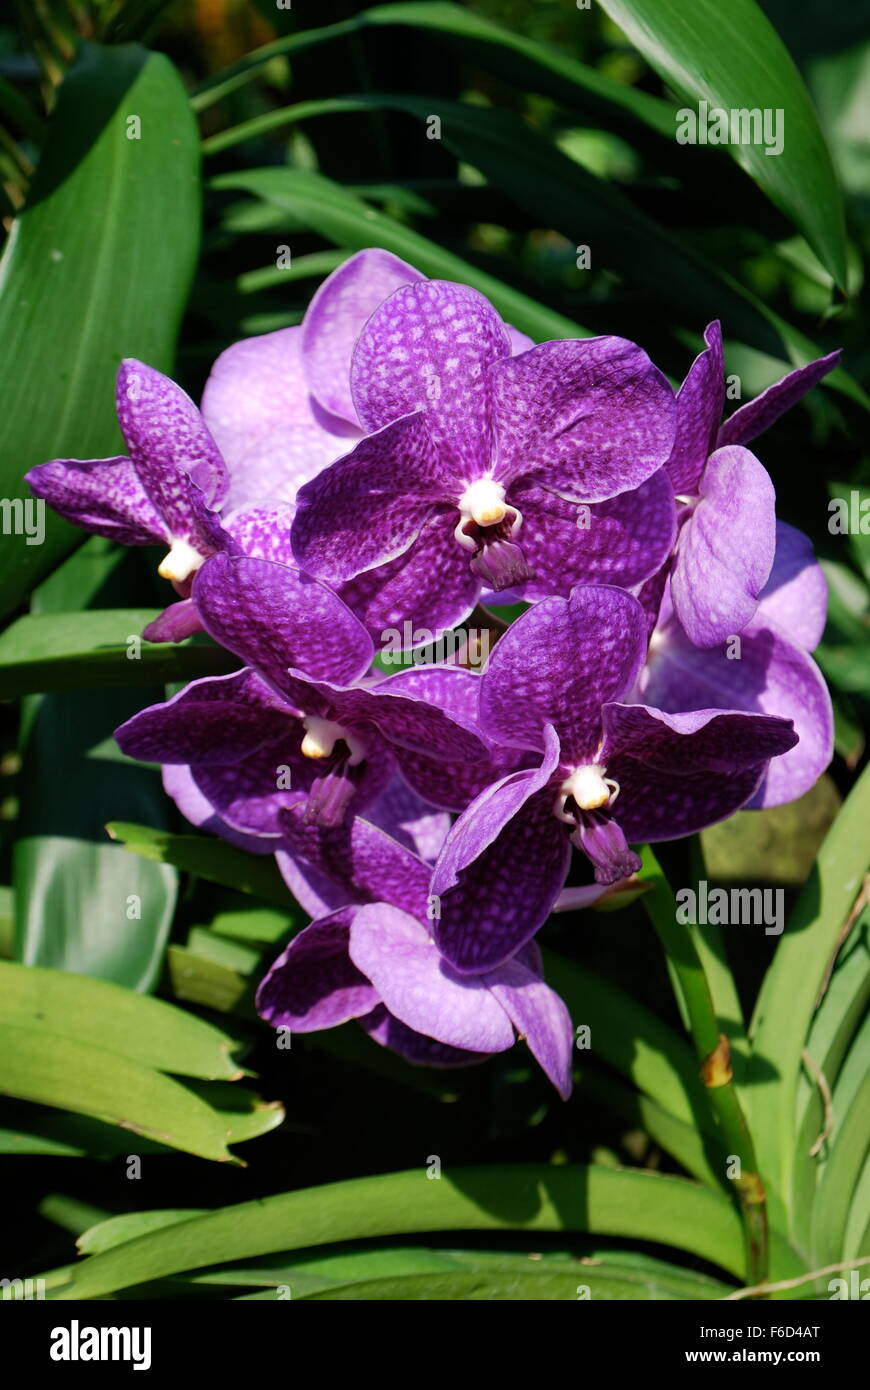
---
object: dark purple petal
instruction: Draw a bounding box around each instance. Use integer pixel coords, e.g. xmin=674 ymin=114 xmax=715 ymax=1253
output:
xmin=479 ymin=586 xmax=648 ymax=763
xmin=162 ymin=764 xmax=278 ymax=855
xmin=256 ymin=909 xmax=379 ymax=1031
xmin=201 ymin=325 xmax=359 ymax=510
xmin=350 ymin=279 xmax=510 ymax=479
xmin=115 ymin=669 xmax=288 ymax=764
xmin=491 ymin=336 xmax=675 ymax=502
xmin=277 ymin=807 xmax=431 ymax=919
xmin=348 ymin=904 xmax=516 ymax=1051
xmin=601 ymin=703 xmax=798 ymax=840
xmin=194 ymin=553 xmax=373 ymax=689
xmin=508 ymin=468 xmax=676 ymax=599
xmin=338 ymin=508 xmax=481 ymax=640
xmin=757 ymin=521 xmax=827 ymax=651
xmin=640 ymin=613 xmax=833 ymax=810
xmin=365 ymin=776 xmax=451 ymax=864
xmin=291 ymin=414 xmax=441 ymax=583
xmin=666 ymin=320 xmax=724 ymax=494
xmin=303 ymin=250 xmax=425 ymax=424
xmin=484 ymin=957 xmax=574 ymax=1099
xmin=717 ymin=350 xmax=841 ymax=449
xmin=142 ymin=599 xmax=203 ymax=644
xmin=26 ymin=456 xmax=169 ymax=547
xmin=115 ymin=359 xmax=228 ymax=534
xmin=670 ymin=445 xmax=776 ymax=648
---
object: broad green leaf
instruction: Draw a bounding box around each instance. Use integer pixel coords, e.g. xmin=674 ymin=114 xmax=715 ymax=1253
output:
xmin=0 ymin=610 xmax=238 ymax=699
xmin=107 ymin=821 xmax=297 ymax=906
xmin=0 ymin=42 xmax=199 ymax=617
xmin=291 ymin=1266 xmax=708 ymax=1300
xmin=48 ymin=1165 xmax=746 ymax=1298
xmin=79 ymin=1209 xmax=207 ymax=1255
xmin=167 ymin=946 xmax=253 ymax=1016
xmin=0 ymin=959 xmax=244 ymax=1079
xmin=748 ymin=762 xmax=870 ymax=1227
xmin=0 ymin=1021 xmax=238 ymax=1163
xmin=596 ymin=0 xmax=848 ymax=288
xmin=211 ymin=168 xmax=588 ymax=344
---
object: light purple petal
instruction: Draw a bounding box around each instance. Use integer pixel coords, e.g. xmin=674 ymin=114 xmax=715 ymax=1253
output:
xmin=491 ymin=336 xmax=675 ymax=502
xmin=601 ymin=703 xmax=798 ymax=840
xmin=666 ymin=320 xmax=723 ymax=494
xmin=360 ymin=1005 xmax=489 ymax=1066
xmin=366 ymin=776 xmax=451 ymax=863
xmin=640 ymin=613 xmax=833 ymax=809
xmin=115 ymin=360 xmax=228 ymax=541
xmin=485 ymin=958 xmax=574 ymax=1099
xmin=302 ymin=250 xmax=425 ymax=424
xmin=338 ymin=509 xmax=481 ymax=639
xmin=201 ymin=325 xmax=359 ymax=510
xmin=257 ymin=909 xmax=379 ymax=1031
xmin=115 ymin=669 xmax=288 ymax=764
xmin=222 ymin=503 xmax=296 ymax=564
xmin=350 ymin=279 xmax=510 ymax=479
xmin=508 ymin=468 xmax=676 ymax=599
xmin=670 ymin=445 xmax=776 ymax=648
xmin=193 ymin=554 xmax=373 ymax=689
xmin=26 ymin=456 xmax=169 ymax=547
xmin=479 ymin=586 xmax=648 ymax=762
xmin=757 ymin=521 xmax=827 ymax=651
xmin=277 ymin=808 xmax=431 ymax=919
xmin=349 ymin=904 xmax=515 ymax=1052
xmin=717 ymin=350 xmax=841 ymax=449
xmin=291 ymin=414 xmax=441 ymax=583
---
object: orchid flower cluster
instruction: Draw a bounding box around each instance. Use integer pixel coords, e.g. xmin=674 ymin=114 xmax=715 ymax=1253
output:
xmin=27 ymin=250 xmax=837 ymax=1099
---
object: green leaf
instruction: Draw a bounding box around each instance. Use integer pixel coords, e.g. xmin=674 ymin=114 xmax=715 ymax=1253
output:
xmin=0 ymin=1021 xmax=238 ymax=1163
xmin=47 ymin=1165 xmax=745 ymax=1299
xmin=106 ymin=821 xmax=298 ymax=906
xmin=0 ymin=610 xmax=238 ymax=699
xmin=0 ymin=960 xmax=244 ymax=1079
xmin=748 ymin=763 xmax=870 ymax=1223
xmin=211 ymin=168 xmax=588 ymax=345
xmin=809 ymin=1025 xmax=870 ymax=1264
xmin=0 ymin=42 xmax=199 ymax=617
xmin=596 ymin=0 xmax=848 ymax=288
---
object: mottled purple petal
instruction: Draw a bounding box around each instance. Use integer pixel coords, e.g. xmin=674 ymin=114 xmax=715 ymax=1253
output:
xmin=338 ymin=509 xmax=480 ymax=639
xmin=601 ymin=703 xmax=798 ymax=840
xmin=257 ymin=909 xmax=379 ymax=1031
xmin=277 ymin=807 xmax=431 ymax=918
xmin=717 ymin=351 xmax=841 ymax=449
xmin=480 ymin=587 xmax=647 ymax=762
xmin=349 ymin=904 xmax=515 ymax=1051
xmin=303 ymin=250 xmax=424 ymax=423
xmin=201 ymin=325 xmax=359 ymax=510
xmin=366 ymin=777 xmax=451 ymax=863
xmin=757 ymin=521 xmax=827 ymax=651
xmin=194 ymin=554 xmax=373 ymax=689
xmin=292 ymin=414 xmax=441 ymax=583
xmin=491 ymin=336 xmax=675 ymax=502
xmin=222 ymin=503 xmax=296 ymax=564
xmin=26 ymin=456 xmax=169 ymax=547
xmin=508 ymin=468 xmax=676 ymax=599
xmin=351 ymin=279 xmax=510 ymax=479
xmin=115 ymin=669 xmax=288 ymax=764
xmin=485 ymin=958 xmax=574 ymax=1099
xmin=115 ymin=360 xmax=228 ymax=539
xmin=670 ymin=445 xmax=776 ymax=648
xmin=666 ymin=320 xmax=724 ymax=494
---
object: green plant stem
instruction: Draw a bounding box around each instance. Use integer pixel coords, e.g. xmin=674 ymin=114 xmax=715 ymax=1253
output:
xmin=640 ymin=846 xmax=769 ymax=1290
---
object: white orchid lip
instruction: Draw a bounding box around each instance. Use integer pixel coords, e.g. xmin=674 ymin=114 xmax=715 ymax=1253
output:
xmin=300 ymin=716 xmax=367 ymax=767
xmin=554 ymin=764 xmax=620 ymax=823
xmin=158 ymin=538 xmax=206 ymax=583
xmin=454 ymin=477 xmax=523 ymax=550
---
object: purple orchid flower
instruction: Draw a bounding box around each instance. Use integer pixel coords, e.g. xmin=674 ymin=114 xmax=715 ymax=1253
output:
xmin=291 ymin=279 xmax=677 ymax=638
xmin=430 ymin=585 xmax=799 ymax=973
xmin=257 ymin=810 xmax=574 ymax=1096
xmin=115 ymin=554 xmax=489 ymax=835
xmin=640 ymin=522 xmax=833 ymax=809
xmin=664 ymin=321 xmax=840 ymax=648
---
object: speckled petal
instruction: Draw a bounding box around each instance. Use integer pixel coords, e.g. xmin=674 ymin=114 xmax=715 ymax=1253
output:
xmin=277 ymin=807 xmax=431 ymax=919
xmin=26 ymin=456 xmax=169 ymax=547
xmin=666 ymin=320 xmax=724 ymax=494
xmin=717 ymin=351 xmax=841 ymax=449
xmin=222 ymin=502 xmax=297 ymax=564
xmin=114 ymin=669 xmax=288 ymax=765
xmin=256 ymin=909 xmax=379 ymax=1031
